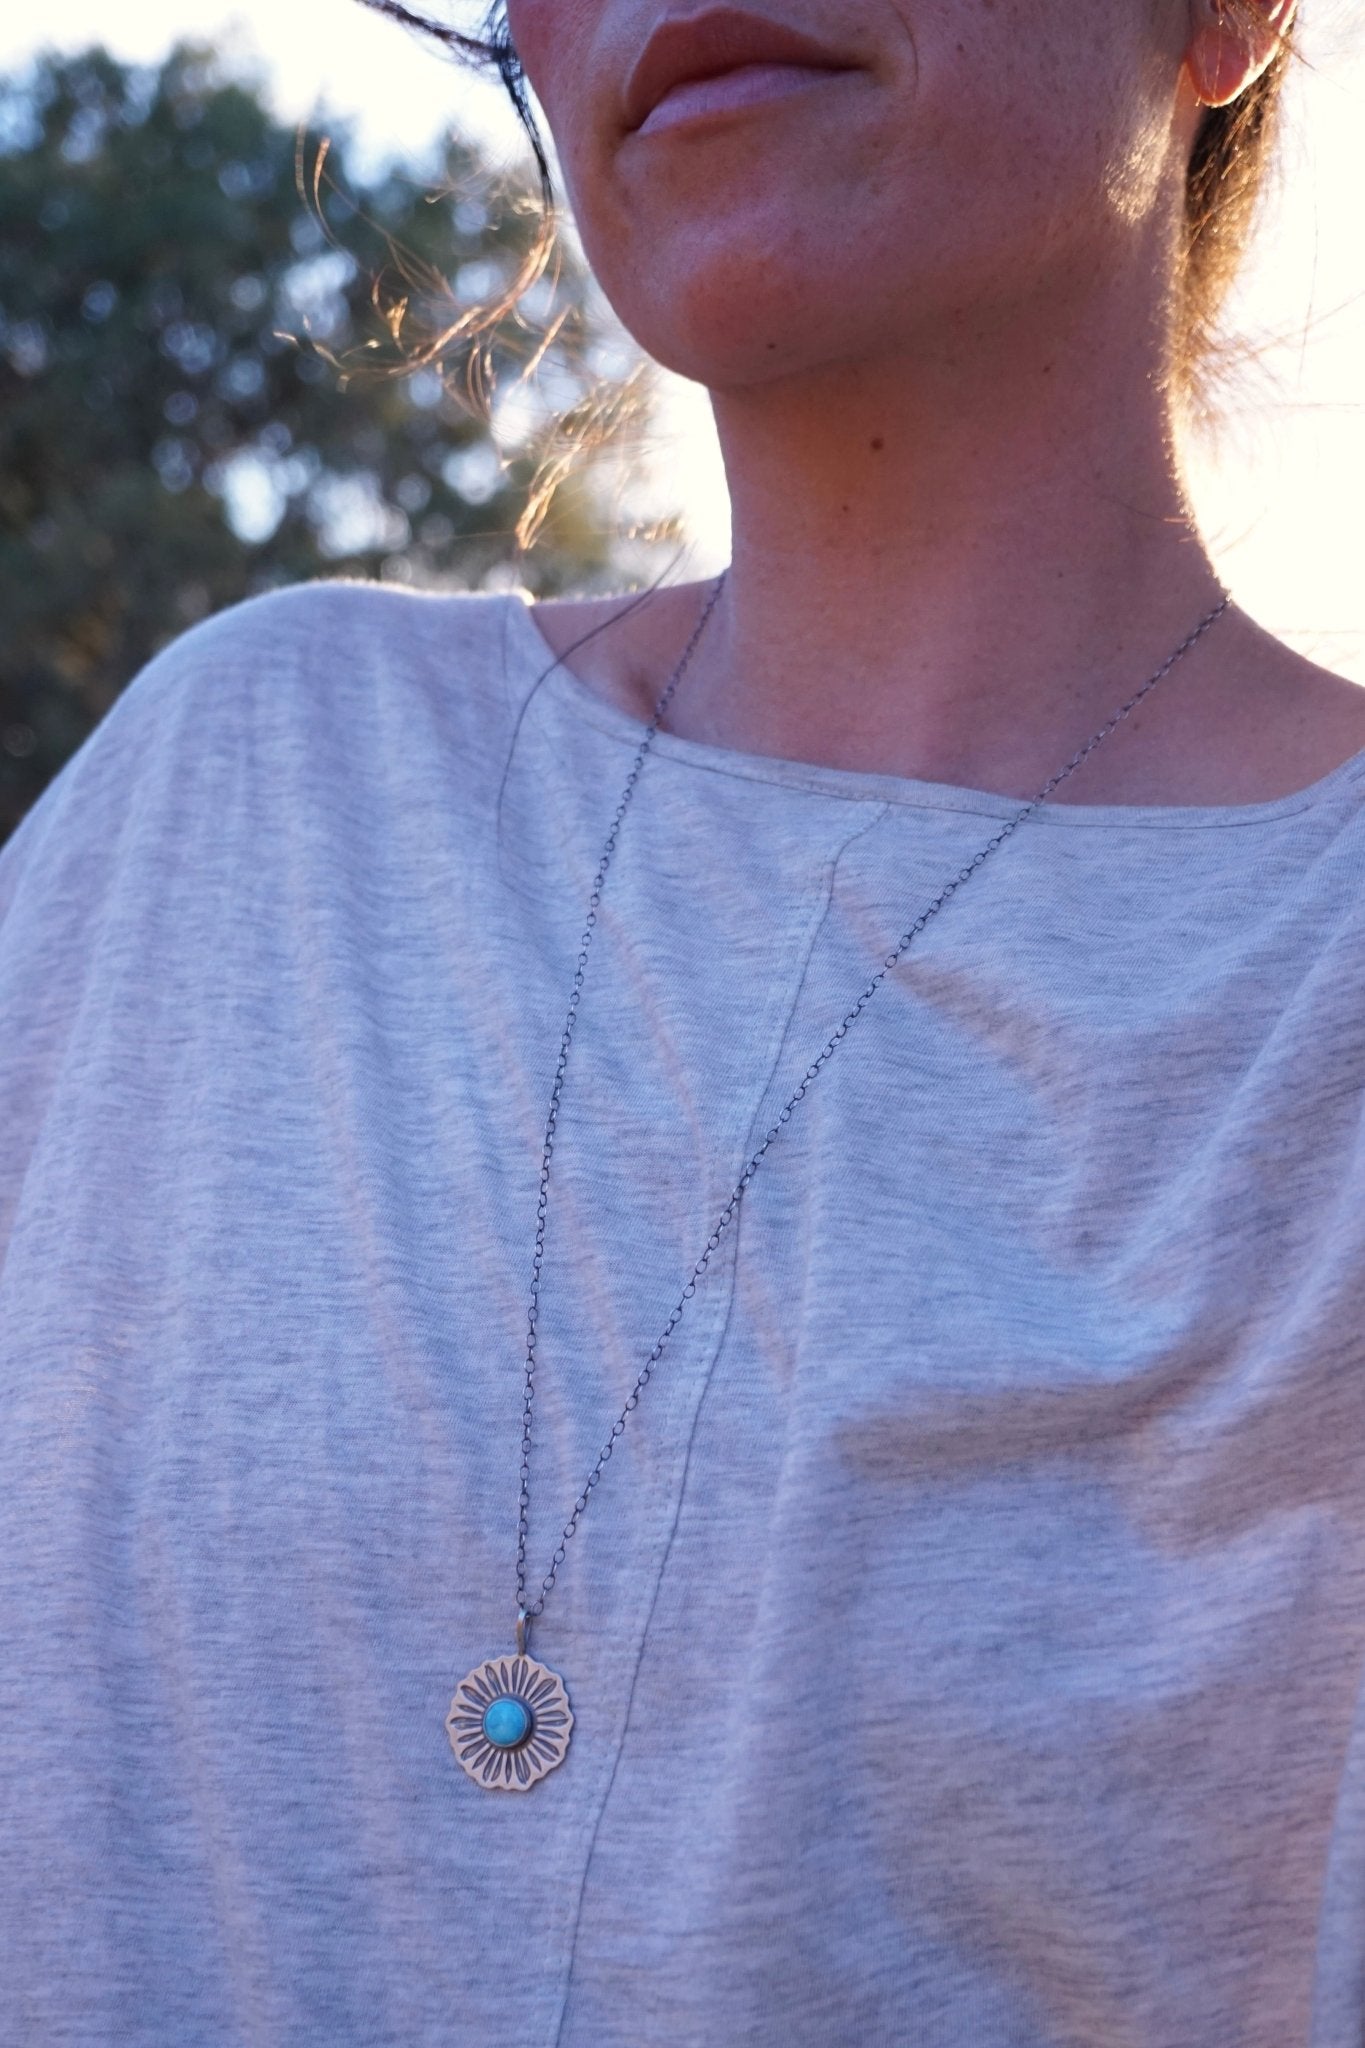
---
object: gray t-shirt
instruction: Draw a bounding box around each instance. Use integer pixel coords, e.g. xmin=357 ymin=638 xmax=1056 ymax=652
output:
xmin=5 ymin=577 xmax=1365 ymax=2048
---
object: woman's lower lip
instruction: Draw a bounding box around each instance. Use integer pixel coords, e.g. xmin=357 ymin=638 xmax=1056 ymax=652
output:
xmin=633 ymin=62 xmax=852 ymax=139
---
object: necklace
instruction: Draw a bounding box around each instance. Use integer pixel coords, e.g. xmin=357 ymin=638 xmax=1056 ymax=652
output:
xmin=445 ymin=573 xmax=1232 ymax=1791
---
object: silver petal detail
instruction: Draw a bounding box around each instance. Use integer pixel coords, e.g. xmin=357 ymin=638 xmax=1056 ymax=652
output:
xmin=446 ymin=1652 xmax=574 ymax=1792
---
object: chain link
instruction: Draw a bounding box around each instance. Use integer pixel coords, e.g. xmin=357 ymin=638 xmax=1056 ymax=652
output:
xmin=514 ymin=573 xmax=1231 ymax=1644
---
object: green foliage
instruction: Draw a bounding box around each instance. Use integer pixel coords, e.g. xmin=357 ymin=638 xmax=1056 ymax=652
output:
xmin=0 ymin=39 xmax=623 ymax=844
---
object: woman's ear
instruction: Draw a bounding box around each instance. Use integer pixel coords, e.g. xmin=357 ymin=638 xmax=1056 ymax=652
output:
xmin=1185 ymin=0 xmax=1296 ymax=109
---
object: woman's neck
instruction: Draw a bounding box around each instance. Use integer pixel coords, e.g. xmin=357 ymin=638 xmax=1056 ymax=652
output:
xmin=690 ymin=280 xmax=1230 ymax=799
xmin=531 ymin=282 xmax=1365 ymax=810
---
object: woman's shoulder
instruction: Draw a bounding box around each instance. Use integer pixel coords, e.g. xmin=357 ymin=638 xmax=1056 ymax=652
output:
xmin=109 ymin=573 xmax=521 ymax=744
xmin=0 ymin=577 xmax=523 ymax=911
xmin=0 ymin=577 xmax=528 ymax=1230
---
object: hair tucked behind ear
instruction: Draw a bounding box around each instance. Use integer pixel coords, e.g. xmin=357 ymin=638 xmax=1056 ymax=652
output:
xmin=1180 ymin=6 xmax=1294 ymax=412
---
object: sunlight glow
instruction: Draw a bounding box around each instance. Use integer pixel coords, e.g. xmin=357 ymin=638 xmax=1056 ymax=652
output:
xmin=4 ymin=0 xmax=1361 ymax=674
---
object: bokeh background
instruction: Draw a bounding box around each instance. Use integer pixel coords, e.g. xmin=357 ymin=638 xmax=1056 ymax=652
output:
xmin=1 ymin=0 xmax=1362 ymax=847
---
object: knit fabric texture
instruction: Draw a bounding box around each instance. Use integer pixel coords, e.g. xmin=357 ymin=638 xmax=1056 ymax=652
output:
xmin=5 ymin=578 xmax=1365 ymax=2046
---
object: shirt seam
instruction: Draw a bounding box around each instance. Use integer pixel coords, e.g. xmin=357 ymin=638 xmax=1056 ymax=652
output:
xmin=546 ymin=802 xmax=893 ymax=2046
xmin=499 ymin=591 xmax=1365 ymax=833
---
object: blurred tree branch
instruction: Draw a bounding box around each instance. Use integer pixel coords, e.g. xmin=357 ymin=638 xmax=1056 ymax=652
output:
xmin=0 ymin=39 xmax=633 ymax=844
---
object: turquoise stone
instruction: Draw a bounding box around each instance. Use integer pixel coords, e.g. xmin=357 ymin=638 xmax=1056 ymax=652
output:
xmin=482 ymin=1695 xmax=532 ymax=1750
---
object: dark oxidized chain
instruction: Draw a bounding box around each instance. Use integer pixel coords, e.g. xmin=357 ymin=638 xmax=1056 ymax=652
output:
xmin=513 ymin=572 xmax=1230 ymax=1655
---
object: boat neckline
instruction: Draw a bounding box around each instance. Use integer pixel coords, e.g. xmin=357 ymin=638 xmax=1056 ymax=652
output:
xmin=506 ymin=590 xmax=1365 ymax=832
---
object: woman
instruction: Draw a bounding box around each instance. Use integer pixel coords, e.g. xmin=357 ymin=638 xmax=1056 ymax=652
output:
xmin=3 ymin=1 xmax=1364 ymax=2042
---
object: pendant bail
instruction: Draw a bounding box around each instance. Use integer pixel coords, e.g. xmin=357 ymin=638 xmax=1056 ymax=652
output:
xmin=516 ymin=1607 xmax=529 ymax=1657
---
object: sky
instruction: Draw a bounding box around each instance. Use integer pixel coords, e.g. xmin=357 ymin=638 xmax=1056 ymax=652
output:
xmin=5 ymin=0 xmax=1364 ymax=676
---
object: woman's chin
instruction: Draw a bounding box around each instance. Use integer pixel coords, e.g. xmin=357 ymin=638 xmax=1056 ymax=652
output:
xmin=594 ymin=269 xmax=850 ymax=392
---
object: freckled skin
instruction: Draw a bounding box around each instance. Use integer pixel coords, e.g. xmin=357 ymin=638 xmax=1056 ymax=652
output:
xmin=507 ymin=1 xmax=1363 ymax=813
xmin=505 ymin=0 xmax=1193 ymax=389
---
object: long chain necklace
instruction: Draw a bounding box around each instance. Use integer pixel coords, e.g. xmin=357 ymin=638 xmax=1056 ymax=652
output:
xmin=445 ymin=572 xmax=1231 ymax=1791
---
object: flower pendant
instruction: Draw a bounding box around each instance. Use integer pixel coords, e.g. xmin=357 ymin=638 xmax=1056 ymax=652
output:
xmin=446 ymin=1652 xmax=573 ymax=1791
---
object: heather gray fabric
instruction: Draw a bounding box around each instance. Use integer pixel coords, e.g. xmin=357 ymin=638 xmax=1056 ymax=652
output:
xmin=6 ymin=577 xmax=1365 ymax=2048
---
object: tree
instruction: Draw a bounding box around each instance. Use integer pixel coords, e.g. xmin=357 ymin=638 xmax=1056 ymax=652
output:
xmin=0 ymin=39 xmax=638 ymax=845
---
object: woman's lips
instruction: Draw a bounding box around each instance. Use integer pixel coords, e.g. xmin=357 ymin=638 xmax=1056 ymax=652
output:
xmin=633 ymin=60 xmax=851 ymax=138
